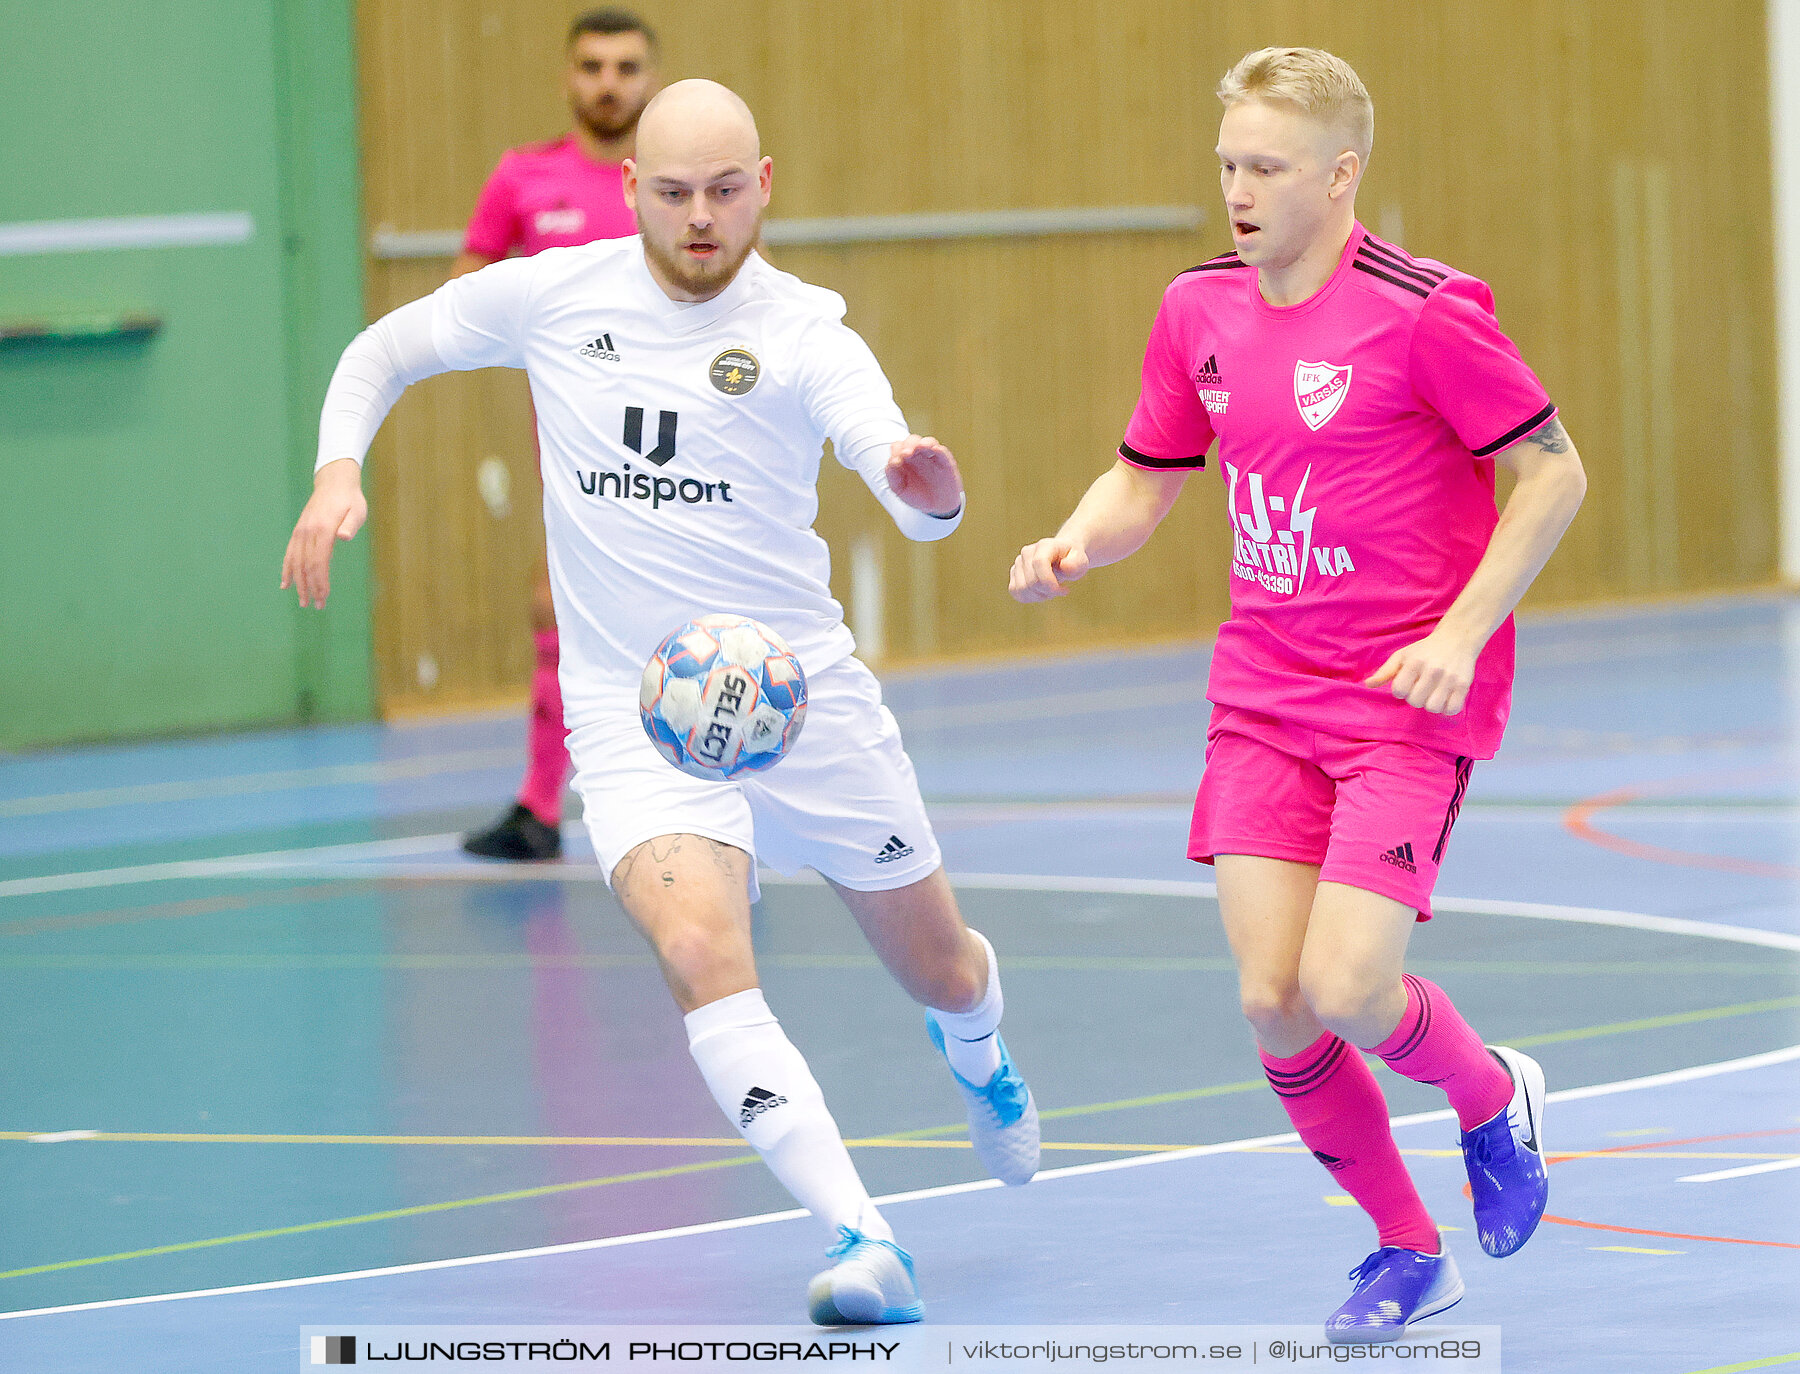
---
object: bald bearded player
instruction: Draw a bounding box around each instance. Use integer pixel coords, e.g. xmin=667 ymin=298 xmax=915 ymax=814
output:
xmin=283 ymin=81 xmax=1039 ymax=1327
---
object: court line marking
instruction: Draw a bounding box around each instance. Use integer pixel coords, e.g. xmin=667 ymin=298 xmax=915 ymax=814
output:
xmin=8 ymin=854 xmax=1800 ymax=957
xmin=0 ymin=751 xmax=520 ymax=820
xmin=1682 ymin=1355 xmax=1800 ymax=1374
xmin=1565 ymin=765 xmax=1800 ymax=881
xmin=0 ymin=865 xmax=1792 ymax=1308
xmin=0 ymin=1131 xmax=1181 ymax=1153
xmin=1680 ymin=1157 xmax=1800 ymax=1183
xmin=4 ymin=1040 xmax=1795 ymax=1322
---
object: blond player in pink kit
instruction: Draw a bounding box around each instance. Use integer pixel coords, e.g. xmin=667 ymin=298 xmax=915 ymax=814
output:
xmin=460 ymin=9 xmax=659 ymax=863
xmin=1013 ymin=48 xmax=1587 ymax=1340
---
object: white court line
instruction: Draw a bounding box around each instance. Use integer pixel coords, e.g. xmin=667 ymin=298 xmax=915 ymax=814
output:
xmin=0 ymin=750 xmax=518 ymax=820
xmin=0 ymin=833 xmax=464 ymax=900
xmin=3 ymin=1042 xmax=1794 ymax=1323
xmin=1678 ymin=1156 xmax=1800 ymax=1183
xmin=8 ymin=854 xmax=1800 ymax=955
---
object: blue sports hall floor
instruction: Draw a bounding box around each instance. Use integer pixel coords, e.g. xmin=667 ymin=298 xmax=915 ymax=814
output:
xmin=1 ymin=593 xmax=1797 ymax=1372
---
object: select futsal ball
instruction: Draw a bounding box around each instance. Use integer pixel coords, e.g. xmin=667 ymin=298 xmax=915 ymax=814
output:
xmin=639 ymin=615 xmax=808 ymax=779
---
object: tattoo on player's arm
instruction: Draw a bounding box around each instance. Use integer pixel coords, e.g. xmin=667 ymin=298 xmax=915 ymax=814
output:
xmin=1525 ymin=416 xmax=1571 ymax=454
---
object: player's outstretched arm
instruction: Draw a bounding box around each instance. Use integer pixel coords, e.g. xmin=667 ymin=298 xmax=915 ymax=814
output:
xmin=277 ymin=291 xmax=464 ymax=610
xmin=281 ymin=458 xmax=367 ymax=609
xmin=1009 ymin=459 xmax=1189 ymax=603
xmin=1366 ymin=415 xmax=1587 ymax=714
xmin=885 ymin=435 xmax=964 ymax=518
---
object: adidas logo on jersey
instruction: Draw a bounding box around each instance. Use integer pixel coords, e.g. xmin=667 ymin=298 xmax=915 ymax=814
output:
xmin=577 ymin=332 xmax=620 ymax=362
xmin=1379 ymin=841 xmax=1418 ymax=874
xmin=1195 ymin=353 xmax=1230 ymax=414
xmin=739 ymin=1085 xmax=788 ymax=1128
xmin=873 ymin=834 xmax=914 ymax=864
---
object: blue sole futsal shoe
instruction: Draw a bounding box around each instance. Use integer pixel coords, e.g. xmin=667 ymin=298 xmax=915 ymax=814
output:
xmin=926 ymin=1015 xmax=1040 ymax=1185
xmin=1326 ymin=1247 xmax=1464 ymax=1343
xmin=807 ymin=1227 xmax=924 ymax=1326
xmin=1461 ymin=1044 xmax=1548 ymax=1257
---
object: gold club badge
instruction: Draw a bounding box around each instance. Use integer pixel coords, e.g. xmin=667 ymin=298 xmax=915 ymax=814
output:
xmin=709 ymin=348 xmax=760 ymax=396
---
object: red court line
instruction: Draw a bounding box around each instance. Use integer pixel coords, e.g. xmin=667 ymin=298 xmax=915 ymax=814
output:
xmin=1562 ymin=777 xmax=1800 ymax=880
xmin=1548 ymin=1126 xmax=1800 ymax=1163
xmin=1537 ymin=1214 xmax=1800 ymax=1250
xmin=1460 ymin=1127 xmax=1800 ymax=1250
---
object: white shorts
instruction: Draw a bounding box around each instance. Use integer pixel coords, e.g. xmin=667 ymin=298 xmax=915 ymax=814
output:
xmin=568 ymin=656 xmax=942 ymax=900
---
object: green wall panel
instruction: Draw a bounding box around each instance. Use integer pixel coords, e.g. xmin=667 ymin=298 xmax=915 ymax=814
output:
xmin=0 ymin=0 xmax=369 ymax=747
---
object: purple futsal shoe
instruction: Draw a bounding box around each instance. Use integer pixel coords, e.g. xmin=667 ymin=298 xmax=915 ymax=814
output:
xmin=1461 ymin=1045 xmax=1548 ymax=1257
xmin=1326 ymin=1247 xmax=1464 ymax=1343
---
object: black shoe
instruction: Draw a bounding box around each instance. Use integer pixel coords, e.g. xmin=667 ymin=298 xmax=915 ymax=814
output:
xmin=462 ymin=803 xmax=562 ymax=861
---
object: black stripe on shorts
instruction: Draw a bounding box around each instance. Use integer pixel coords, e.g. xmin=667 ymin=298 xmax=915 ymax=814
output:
xmin=1432 ymin=755 xmax=1474 ymax=864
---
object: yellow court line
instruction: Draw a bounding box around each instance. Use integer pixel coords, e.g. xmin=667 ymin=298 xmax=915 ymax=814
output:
xmin=1250 ymin=1146 xmax=1800 ymax=1163
xmin=9 ymin=1130 xmax=1788 ymax=1163
xmin=1682 ymin=1354 xmax=1800 ymax=1374
xmin=1506 ymin=995 xmax=1800 ymax=1048
xmin=7 ymin=992 xmax=1799 ymax=1283
xmin=0 ymin=1155 xmax=763 ymax=1281
xmin=0 ymin=1131 xmax=1183 ymax=1153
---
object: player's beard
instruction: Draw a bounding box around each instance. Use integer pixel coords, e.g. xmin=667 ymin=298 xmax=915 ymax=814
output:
xmin=643 ymin=209 xmax=764 ymax=298
xmin=579 ymin=94 xmax=642 ymax=142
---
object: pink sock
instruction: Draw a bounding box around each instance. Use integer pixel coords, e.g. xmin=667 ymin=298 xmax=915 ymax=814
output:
xmin=516 ymin=630 xmax=570 ymax=825
xmin=1373 ymin=974 xmax=1513 ymax=1131
xmin=1262 ymin=1032 xmax=1440 ymax=1252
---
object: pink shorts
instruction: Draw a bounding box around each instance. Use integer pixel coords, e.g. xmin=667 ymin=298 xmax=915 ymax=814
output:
xmin=1189 ymin=705 xmax=1473 ymax=921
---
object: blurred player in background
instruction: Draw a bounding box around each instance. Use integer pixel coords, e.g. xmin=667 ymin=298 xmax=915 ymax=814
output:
xmin=1012 ymin=47 xmax=1586 ymax=1341
xmin=284 ymin=79 xmax=1040 ymax=1326
xmin=459 ymin=7 xmax=660 ymax=862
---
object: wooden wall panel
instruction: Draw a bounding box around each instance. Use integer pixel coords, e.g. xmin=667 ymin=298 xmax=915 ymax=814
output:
xmin=357 ymin=0 xmax=1778 ymax=712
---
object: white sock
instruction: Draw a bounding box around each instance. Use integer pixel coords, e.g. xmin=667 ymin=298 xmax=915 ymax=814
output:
xmin=685 ymin=988 xmax=893 ymax=1243
xmin=927 ymin=929 xmax=1004 ymax=1085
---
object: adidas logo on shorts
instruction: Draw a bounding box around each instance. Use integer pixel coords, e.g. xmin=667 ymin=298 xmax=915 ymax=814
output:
xmin=739 ymin=1086 xmax=788 ymax=1128
xmin=873 ymin=834 xmax=915 ymax=864
xmin=1379 ymin=841 xmax=1418 ymax=874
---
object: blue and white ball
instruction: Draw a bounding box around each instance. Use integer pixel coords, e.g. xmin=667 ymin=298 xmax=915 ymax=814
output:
xmin=639 ymin=614 xmax=808 ymax=779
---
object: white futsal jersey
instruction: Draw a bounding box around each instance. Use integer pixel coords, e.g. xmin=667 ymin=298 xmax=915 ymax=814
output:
xmin=320 ymin=237 xmax=956 ymax=722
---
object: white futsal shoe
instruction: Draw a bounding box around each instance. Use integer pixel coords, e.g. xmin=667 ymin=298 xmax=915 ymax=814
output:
xmin=927 ymin=1015 xmax=1040 ymax=1185
xmin=807 ymin=1226 xmax=924 ymax=1326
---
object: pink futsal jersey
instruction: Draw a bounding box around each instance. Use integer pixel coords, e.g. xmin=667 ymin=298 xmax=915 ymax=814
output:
xmin=1120 ymin=224 xmax=1555 ymax=760
xmin=463 ymin=134 xmax=639 ymax=258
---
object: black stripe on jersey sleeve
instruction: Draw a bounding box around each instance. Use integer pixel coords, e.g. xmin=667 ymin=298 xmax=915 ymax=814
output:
xmin=1181 ymin=258 xmax=1252 ymax=274
xmin=1359 ymin=238 xmax=1448 ymax=283
xmin=1119 ymin=441 xmax=1206 ymax=470
xmin=1471 ymin=402 xmax=1559 ymax=458
xmin=1355 ymin=243 xmax=1445 ymax=289
xmin=1351 ymin=260 xmax=1432 ymax=299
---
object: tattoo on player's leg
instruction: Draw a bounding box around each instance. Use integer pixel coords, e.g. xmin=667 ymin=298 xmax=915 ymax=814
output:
xmin=701 ymin=837 xmax=740 ymax=876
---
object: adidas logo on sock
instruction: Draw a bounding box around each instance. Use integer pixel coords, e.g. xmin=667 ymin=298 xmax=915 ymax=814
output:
xmin=1379 ymin=841 xmax=1418 ymax=874
xmin=873 ymin=834 xmax=914 ymax=864
xmin=1311 ymin=1148 xmax=1353 ymax=1173
xmin=739 ymin=1085 xmax=788 ymax=1129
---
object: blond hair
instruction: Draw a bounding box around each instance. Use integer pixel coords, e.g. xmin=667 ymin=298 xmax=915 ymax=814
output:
xmin=1216 ymin=47 xmax=1373 ymax=163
